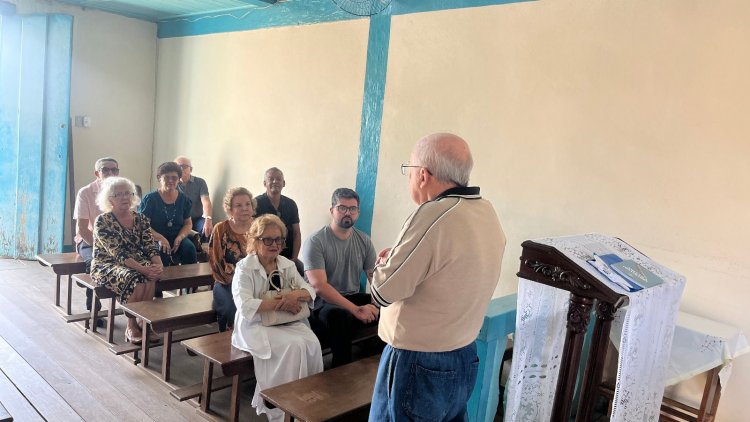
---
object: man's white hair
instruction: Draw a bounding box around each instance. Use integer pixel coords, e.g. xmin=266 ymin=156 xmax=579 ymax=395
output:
xmin=414 ymin=133 xmax=473 ymax=187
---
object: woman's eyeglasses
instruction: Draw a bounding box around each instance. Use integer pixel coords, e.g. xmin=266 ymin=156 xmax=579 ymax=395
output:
xmin=257 ymin=237 xmax=286 ymax=246
xmin=110 ymin=192 xmax=135 ymax=198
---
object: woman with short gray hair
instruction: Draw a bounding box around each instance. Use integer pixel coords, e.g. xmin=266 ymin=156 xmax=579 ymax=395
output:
xmin=91 ymin=176 xmax=164 ymax=345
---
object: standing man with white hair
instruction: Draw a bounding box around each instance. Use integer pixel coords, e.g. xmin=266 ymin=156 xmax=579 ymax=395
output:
xmin=368 ymin=133 xmax=506 ymax=422
xmin=175 ymin=156 xmax=213 ymax=241
xmin=73 ymin=157 xmax=120 ymax=318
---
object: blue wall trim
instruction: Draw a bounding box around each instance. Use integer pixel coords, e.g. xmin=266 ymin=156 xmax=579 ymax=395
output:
xmin=158 ymin=0 xmax=361 ymax=39
xmin=354 ymin=13 xmax=390 ymax=238
xmin=157 ymin=0 xmax=532 ymax=38
xmin=391 ymin=0 xmax=534 ymax=15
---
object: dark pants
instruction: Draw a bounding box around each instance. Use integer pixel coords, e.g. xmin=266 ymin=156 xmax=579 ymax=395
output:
xmin=310 ymin=293 xmax=378 ymax=368
xmin=192 ymin=217 xmax=207 ymax=243
xmin=76 ymin=241 xmax=100 ymax=312
xmin=212 ymin=282 xmax=236 ymax=332
xmin=158 ymin=238 xmax=198 ymax=297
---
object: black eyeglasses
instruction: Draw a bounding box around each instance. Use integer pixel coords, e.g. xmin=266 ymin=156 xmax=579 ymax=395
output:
xmin=334 ymin=205 xmax=359 ymax=214
xmin=178 ymin=164 xmax=192 ymax=170
xmin=257 ymin=237 xmax=286 ymax=246
xmin=400 ymin=163 xmax=430 ymax=176
xmin=99 ymin=167 xmax=120 ymax=175
xmin=110 ymin=191 xmax=134 ymax=198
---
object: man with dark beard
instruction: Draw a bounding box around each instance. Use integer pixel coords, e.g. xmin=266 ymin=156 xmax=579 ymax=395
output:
xmin=301 ymin=188 xmax=378 ymax=367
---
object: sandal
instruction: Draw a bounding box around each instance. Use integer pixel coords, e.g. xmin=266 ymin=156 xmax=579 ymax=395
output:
xmin=125 ymin=327 xmax=143 ymax=345
xmin=148 ymin=328 xmax=160 ymax=344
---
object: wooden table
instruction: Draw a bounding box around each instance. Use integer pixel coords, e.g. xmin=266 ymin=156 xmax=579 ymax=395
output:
xmin=119 ymin=291 xmax=216 ymax=382
xmin=261 ymin=355 xmax=380 ymax=422
xmin=35 ymin=253 xmax=86 ymax=315
xmin=157 ymin=262 xmax=214 ymax=292
xmin=179 ymin=331 xmax=254 ymax=421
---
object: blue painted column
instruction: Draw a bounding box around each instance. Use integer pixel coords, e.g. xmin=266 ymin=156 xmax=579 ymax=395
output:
xmin=354 ymin=13 xmax=390 ymax=237
xmin=354 ymin=13 xmax=391 ymax=291
xmin=0 ymin=15 xmax=22 ymax=255
xmin=469 ymin=293 xmax=517 ymax=422
xmin=0 ymin=13 xmax=72 ymax=258
xmin=39 ymin=15 xmax=73 ymax=253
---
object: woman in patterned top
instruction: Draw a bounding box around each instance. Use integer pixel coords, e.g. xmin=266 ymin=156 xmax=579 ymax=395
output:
xmin=208 ymin=187 xmax=256 ymax=332
xmin=91 ymin=177 xmax=163 ymax=345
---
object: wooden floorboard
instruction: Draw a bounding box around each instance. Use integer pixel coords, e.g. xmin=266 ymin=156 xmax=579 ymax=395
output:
xmin=0 ymin=369 xmax=44 ymax=422
xmin=0 ymin=337 xmax=82 ymax=421
xmin=0 ymin=259 xmax=261 ymax=422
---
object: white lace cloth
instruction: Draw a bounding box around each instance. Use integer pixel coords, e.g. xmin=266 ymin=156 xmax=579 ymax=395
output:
xmin=505 ymin=234 xmax=686 ymax=422
xmin=611 ymin=310 xmax=750 ymax=388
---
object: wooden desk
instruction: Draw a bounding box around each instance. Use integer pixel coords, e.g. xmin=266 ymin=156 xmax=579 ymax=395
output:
xmin=261 ymin=355 xmax=380 ymax=422
xmin=119 ymin=291 xmax=216 ymax=382
xmin=157 ymin=262 xmax=213 ymax=292
xmin=35 ymin=253 xmax=86 ymax=315
xmin=179 ymin=331 xmax=254 ymax=422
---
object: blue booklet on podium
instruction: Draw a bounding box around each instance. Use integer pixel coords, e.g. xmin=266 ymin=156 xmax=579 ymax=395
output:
xmin=588 ymin=253 xmax=663 ymax=292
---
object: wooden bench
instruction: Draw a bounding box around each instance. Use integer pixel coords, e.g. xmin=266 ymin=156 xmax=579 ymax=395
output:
xmin=70 ymin=274 xmax=120 ymax=343
xmin=69 ymin=263 xmax=215 ymax=344
xmin=35 ymin=253 xmax=86 ymax=315
xmin=116 ymin=291 xmax=217 ymax=382
xmin=261 ymin=354 xmax=380 ymax=422
xmin=176 ymin=331 xmax=254 ymax=422
xmin=175 ymin=324 xmax=379 ymax=421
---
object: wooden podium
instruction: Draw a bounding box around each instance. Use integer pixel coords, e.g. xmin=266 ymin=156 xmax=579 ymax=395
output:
xmin=517 ymin=240 xmax=628 ymax=422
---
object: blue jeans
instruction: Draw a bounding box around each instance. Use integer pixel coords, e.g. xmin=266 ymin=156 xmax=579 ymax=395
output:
xmin=212 ymin=282 xmax=236 ymax=332
xmin=369 ymin=343 xmax=479 ymax=422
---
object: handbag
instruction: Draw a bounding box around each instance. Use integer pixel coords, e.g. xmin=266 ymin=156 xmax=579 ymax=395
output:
xmin=260 ymin=269 xmax=310 ymax=326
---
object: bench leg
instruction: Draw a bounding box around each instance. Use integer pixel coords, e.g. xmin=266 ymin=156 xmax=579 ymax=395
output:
xmin=66 ymin=275 xmax=73 ymax=315
xmin=200 ymin=360 xmax=214 ymax=413
xmin=90 ymin=290 xmax=99 ymax=333
xmin=229 ymin=374 xmax=241 ymax=422
xmin=162 ymin=331 xmax=173 ymax=382
xmin=55 ymin=274 xmax=61 ymax=308
xmin=141 ymin=324 xmax=150 ymax=368
xmin=107 ymin=297 xmax=116 ymax=344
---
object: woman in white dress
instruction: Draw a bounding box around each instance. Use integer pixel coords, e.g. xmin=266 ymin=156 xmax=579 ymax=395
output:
xmin=231 ymin=214 xmax=323 ymax=421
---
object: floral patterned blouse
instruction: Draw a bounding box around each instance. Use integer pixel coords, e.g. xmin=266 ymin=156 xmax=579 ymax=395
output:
xmin=91 ymin=212 xmax=159 ymax=278
xmin=208 ymin=220 xmax=249 ymax=285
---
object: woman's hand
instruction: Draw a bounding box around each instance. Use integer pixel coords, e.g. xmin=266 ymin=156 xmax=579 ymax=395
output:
xmin=153 ymin=233 xmax=171 ymax=253
xmin=274 ymin=292 xmax=303 ymax=314
xmin=171 ymin=234 xmax=184 ymax=254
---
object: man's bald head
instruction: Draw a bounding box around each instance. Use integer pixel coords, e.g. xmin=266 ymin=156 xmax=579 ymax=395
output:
xmin=413 ymin=133 xmax=473 ymax=187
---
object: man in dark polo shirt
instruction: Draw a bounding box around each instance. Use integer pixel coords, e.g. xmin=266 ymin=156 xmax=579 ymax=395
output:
xmin=254 ymin=167 xmax=302 ymax=263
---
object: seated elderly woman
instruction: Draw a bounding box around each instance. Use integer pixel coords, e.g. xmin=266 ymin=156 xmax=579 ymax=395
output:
xmin=90 ymin=176 xmax=163 ymax=344
xmin=208 ymin=187 xmax=256 ymax=332
xmin=232 ymin=214 xmax=323 ymax=422
xmin=139 ymin=161 xmax=197 ymax=266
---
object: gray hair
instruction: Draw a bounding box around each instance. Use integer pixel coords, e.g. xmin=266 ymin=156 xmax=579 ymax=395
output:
xmin=414 ymin=136 xmax=473 ymax=186
xmin=331 ymin=188 xmax=360 ymax=207
xmin=95 ymin=176 xmax=140 ymax=213
xmin=94 ymin=157 xmax=118 ymax=171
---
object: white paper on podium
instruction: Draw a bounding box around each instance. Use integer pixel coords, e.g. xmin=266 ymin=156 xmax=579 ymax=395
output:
xmin=505 ymin=234 xmax=686 ymax=422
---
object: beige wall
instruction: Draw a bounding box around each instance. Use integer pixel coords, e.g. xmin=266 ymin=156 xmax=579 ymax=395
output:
xmin=153 ymin=19 xmax=369 ymax=233
xmin=373 ymin=0 xmax=749 ymax=418
xmin=14 ymin=0 xmax=157 ymax=243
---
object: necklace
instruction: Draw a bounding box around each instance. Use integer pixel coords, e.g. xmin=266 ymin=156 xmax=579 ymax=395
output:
xmin=163 ymin=201 xmax=178 ymax=228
